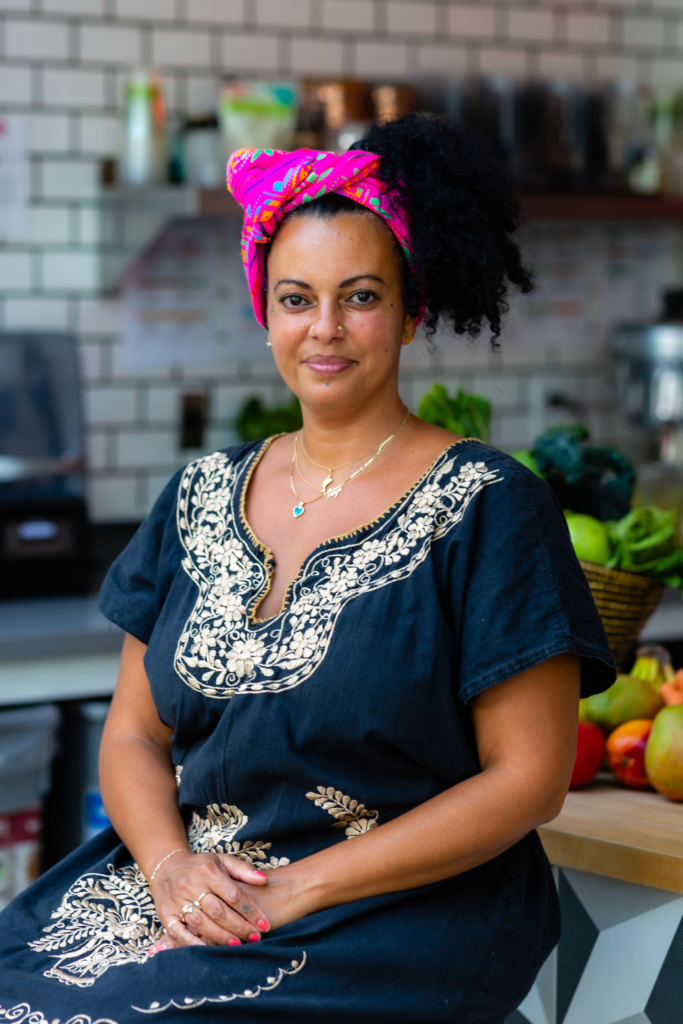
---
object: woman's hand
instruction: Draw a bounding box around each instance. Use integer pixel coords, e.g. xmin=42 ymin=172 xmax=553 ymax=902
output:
xmin=148 ymin=861 xmax=310 ymax=954
xmin=148 ymin=851 xmax=271 ymax=952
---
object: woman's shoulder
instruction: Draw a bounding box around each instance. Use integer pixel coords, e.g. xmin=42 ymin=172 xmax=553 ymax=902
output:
xmin=447 ymin=440 xmax=552 ymax=497
xmin=429 ymin=439 xmax=565 ymax=541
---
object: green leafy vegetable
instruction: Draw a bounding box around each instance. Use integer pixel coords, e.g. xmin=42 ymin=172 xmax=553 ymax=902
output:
xmin=606 ymin=506 xmax=683 ymax=591
xmin=417 ymin=383 xmax=491 ymax=441
xmin=235 ymin=395 xmax=302 ymax=442
xmin=532 ymin=424 xmax=635 ymax=522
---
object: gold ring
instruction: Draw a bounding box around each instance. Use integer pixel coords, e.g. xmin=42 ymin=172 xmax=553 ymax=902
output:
xmin=193 ymin=892 xmax=210 ymax=910
xmin=163 ymin=916 xmax=182 ymax=933
xmin=180 ymin=903 xmax=194 ymax=923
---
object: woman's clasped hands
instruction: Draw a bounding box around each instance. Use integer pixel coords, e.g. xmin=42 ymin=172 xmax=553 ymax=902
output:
xmin=147 ymin=849 xmax=273 ymax=954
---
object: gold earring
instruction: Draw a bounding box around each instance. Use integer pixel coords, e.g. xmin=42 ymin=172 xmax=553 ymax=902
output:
xmin=402 ymin=335 xmax=415 ymax=346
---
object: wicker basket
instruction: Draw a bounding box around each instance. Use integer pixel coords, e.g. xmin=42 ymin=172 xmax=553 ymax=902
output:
xmin=580 ymin=560 xmax=665 ymax=672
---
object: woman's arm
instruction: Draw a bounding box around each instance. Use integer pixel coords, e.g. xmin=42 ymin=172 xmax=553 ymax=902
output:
xmin=159 ymin=652 xmax=578 ymax=937
xmin=100 ymin=634 xmax=271 ymax=947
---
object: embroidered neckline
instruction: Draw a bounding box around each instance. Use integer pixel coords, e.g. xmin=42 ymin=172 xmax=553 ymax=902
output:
xmin=173 ymin=447 xmax=502 ymax=700
xmin=239 ymin=434 xmax=483 ymax=622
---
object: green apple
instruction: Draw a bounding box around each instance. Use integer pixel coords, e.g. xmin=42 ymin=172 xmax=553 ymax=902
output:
xmin=567 ymin=514 xmax=611 ymax=565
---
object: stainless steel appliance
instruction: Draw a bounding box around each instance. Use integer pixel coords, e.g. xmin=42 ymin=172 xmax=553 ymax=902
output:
xmin=612 ymin=292 xmax=683 ymax=453
xmin=0 ymin=332 xmax=88 ymax=598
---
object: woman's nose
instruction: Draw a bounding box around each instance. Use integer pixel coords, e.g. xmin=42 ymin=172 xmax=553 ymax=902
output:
xmin=309 ymin=303 xmax=343 ymax=343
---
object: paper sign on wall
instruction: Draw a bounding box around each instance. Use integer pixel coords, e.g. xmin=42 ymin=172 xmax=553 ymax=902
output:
xmin=0 ymin=116 xmax=27 ymax=242
xmin=122 ymin=217 xmax=269 ymax=369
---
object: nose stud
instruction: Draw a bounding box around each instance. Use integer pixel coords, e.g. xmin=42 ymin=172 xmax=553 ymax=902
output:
xmin=337 ymin=325 xmax=343 ymax=331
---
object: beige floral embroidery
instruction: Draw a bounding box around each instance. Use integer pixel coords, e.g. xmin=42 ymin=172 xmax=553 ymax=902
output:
xmin=29 ymin=803 xmax=287 ymax=987
xmin=0 ymin=1006 xmax=117 ymax=1024
xmin=174 ymin=765 xmax=183 ymax=788
xmin=28 ymin=862 xmax=162 ymax=988
xmin=174 ymin=448 xmax=501 ymax=700
xmin=187 ymin=803 xmax=289 ymax=869
xmin=132 ymin=954 xmax=307 ymax=1014
xmin=306 ymin=786 xmax=379 ymax=837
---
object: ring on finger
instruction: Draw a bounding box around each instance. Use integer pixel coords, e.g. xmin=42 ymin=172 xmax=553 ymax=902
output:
xmin=193 ymin=891 xmax=211 ymax=912
xmin=163 ymin=916 xmax=182 ymax=934
xmin=180 ymin=903 xmax=195 ymax=923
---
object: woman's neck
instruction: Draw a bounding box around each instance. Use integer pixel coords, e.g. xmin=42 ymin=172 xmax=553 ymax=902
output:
xmin=299 ymin=394 xmax=408 ymax=470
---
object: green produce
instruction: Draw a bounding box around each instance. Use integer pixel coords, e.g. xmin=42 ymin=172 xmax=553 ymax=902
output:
xmin=417 ymin=384 xmax=491 ymax=442
xmin=581 ymin=674 xmax=664 ymax=733
xmin=567 ymin=514 xmax=611 ymax=565
xmin=511 ymin=450 xmax=543 ymax=477
xmin=645 ymin=705 xmax=683 ymax=801
xmin=532 ymin=424 xmax=635 ymax=522
xmin=235 ymin=395 xmax=302 ymax=442
xmin=606 ymin=507 xmax=683 ymax=592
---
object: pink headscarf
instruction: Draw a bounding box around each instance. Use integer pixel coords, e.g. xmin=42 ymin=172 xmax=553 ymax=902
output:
xmin=226 ymin=147 xmax=421 ymax=329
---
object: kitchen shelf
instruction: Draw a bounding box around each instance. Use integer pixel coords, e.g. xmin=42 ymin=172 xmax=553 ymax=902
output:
xmin=195 ymin=187 xmax=683 ymax=222
xmin=520 ymin=191 xmax=683 ymax=223
xmin=98 ymin=185 xmax=683 ymax=292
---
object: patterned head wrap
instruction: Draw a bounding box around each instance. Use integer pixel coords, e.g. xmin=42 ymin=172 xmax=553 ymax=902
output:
xmin=226 ymin=147 xmax=421 ymax=329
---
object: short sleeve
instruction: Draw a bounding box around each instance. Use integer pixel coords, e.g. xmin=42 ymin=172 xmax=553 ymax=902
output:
xmin=449 ymin=448 xmax=617 ymax=704
xmin=97 ymin=468 xmax=184 ymax=645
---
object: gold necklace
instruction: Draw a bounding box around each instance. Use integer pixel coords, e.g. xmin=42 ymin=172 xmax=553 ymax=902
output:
xmin=299 ymin=408 xmax=410 ymax=494
xmin=290 ymin=407 xmax=409 ymax=518
xmin=300 ymin=436 xmax=375 ymax=492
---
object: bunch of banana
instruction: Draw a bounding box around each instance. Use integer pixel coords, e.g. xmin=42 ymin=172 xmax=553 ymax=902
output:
xmin=631 ymin=644 xmax=675 ymax=692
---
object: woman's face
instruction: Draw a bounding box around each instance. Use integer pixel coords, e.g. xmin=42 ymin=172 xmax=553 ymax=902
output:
xmin=266 ymin=211 xmax=416 ymax=414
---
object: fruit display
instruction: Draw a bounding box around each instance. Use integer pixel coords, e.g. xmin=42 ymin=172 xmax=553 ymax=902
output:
xmin=606 ymin=720 xmax=653 ymax=790
xmin=570 ymin=643 xmax=683 ymax=802
xmin=579 ymin=674 xmax=663 ymax=733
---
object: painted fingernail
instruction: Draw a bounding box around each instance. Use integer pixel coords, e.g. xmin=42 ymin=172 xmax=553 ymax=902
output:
xmin=228 ymin=938 xmax=241 ymax=946
xmin=248 ymin=932 xmax=260 ymax=943
xmin=253 ymin=870 xmax=267 ymax=878
xmin=146 ymin=948 xmax=156 ymax=957
xmin=257 ymin=919 xmax=269 ymax=932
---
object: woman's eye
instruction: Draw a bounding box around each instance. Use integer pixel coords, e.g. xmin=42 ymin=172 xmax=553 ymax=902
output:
xmin=280 ymin=294 xmax=310 ymax=309
xmin=348 ymin=290 xmax=378 ymax=305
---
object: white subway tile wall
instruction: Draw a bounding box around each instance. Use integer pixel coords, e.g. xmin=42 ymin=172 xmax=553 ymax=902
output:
xmin=0 ymin=0 xmax=679 ymax=522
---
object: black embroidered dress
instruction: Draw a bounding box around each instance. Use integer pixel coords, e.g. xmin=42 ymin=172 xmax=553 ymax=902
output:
xmin=0 ymin=440 xmax=615 ymax=1024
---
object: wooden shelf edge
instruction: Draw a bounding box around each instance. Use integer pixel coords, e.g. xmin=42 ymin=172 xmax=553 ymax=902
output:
xmin=520 ymin=192 xmax=683 ymax=223
xmin=538 ymin=826 xmax=683 ymax=895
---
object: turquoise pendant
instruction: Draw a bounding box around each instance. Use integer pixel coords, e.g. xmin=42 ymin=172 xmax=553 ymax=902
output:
xmin=293 ymin=503 xmax=305 ymax=518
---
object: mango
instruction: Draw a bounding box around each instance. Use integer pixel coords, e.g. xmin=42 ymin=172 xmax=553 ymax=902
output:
xmin=582 ymin=674 xmax=664 ymax=734
xmin=645 ymin=705 xmax=683 ymax=801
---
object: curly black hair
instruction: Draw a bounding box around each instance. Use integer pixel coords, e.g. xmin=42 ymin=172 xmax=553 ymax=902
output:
xmin=282 ymin=114 xmax=532 ymax=344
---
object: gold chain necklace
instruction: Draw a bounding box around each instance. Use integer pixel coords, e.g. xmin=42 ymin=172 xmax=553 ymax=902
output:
xmin=300 ymin=435 xmax=378 ymax=491
xmin=289 ymin=407 xmax=409 ymax=519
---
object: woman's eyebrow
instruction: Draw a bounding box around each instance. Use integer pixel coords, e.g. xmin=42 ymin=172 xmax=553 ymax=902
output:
xmin=339 ymin=274 xmax=384 ymax=287
xmin=274 ymin=278 xmax=311 ymax=289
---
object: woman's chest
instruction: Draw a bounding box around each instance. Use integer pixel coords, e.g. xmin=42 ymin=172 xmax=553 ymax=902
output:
xmin=146 ymin=443 xmax=495 ymax=711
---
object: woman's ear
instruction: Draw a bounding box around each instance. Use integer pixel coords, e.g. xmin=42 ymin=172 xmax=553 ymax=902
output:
xmin=401 ymin=316 xmax=418 ymax=347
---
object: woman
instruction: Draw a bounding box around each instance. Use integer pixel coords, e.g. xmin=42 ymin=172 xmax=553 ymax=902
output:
xmin=0 ymin=116 xmax=614 ymax=1024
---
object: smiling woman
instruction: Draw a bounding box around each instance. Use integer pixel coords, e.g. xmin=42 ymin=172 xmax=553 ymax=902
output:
xmin=0 ymin=116 xmax=616 ymax=1024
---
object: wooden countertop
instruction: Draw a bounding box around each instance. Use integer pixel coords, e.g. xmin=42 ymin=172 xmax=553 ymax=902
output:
xmin=539 ymin=777 xmax=683 ymax=894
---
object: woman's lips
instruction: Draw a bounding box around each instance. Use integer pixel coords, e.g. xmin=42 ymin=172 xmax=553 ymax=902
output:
xmin=304 ymin=356 xmax=354 ymax=375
